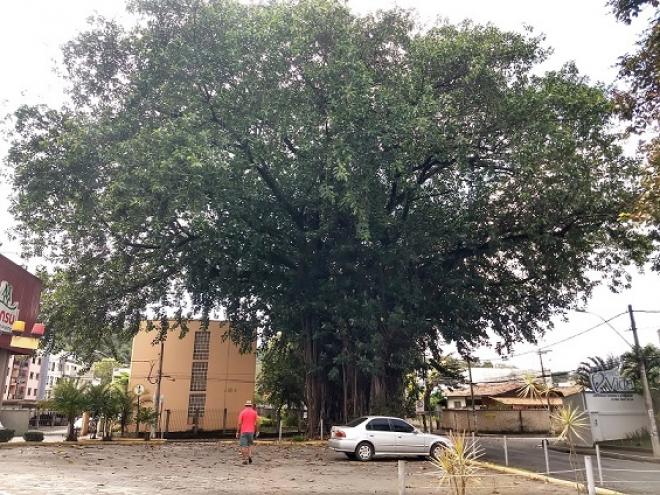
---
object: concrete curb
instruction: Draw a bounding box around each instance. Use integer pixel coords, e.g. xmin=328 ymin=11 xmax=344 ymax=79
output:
xmin=472 ymin=460 xmax=625 ymax=495
xmin=0 ymin=439 xmax=166 ymax=448
xmin=548 ymin=445 xmax=660 ymax=465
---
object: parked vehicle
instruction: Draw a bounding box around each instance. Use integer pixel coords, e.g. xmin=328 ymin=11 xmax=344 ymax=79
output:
xmin=29 ymin=413 xmax=68 ymax=427
xmin=328 ymin=416 xmax=452 ymax=462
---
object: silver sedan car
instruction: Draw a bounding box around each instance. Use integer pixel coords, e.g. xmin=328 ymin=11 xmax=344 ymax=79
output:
xmin=328 ymin=416 xmax=452 ymax=461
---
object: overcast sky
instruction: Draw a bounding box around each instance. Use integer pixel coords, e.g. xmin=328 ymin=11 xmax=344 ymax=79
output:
xmin=1 ymin=0 xmax=658 ymax=373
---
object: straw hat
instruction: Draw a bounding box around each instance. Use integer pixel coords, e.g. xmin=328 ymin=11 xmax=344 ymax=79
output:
xmin=244 ymin=400 xmax=253 ymax=407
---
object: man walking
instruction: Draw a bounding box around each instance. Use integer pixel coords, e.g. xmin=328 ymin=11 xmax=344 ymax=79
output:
xmin=236 ymin=399 xmax=259 ymax=465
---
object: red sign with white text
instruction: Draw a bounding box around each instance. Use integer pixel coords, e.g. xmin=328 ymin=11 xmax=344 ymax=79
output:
xmin=0 ymin=254 xmax=42 ymax=352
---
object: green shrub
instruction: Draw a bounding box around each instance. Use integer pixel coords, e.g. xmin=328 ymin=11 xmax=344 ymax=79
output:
xmin=0 ymin=429 xmax=15 ymax=442
xmin=291 ymin=434 xmax=305 ymax=442
xmin=259 ymin=417 xmax=274 ymax=428
xmin=283 ymin=412 xmax=299 ymax=427
xmin=23 ymin=430 xmax=45 ymax=442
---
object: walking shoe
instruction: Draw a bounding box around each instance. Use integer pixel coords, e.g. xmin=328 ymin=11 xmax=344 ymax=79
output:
xmin=248 ymin=457 xmax=253 ymax=464
xmin=242 ymin=460 xmax=248 ymax=465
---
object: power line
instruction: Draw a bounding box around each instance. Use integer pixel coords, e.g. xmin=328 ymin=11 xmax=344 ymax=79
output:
xmin=540 ymin=311 xmax=629 ymax=350
xmin=476 ymin=311 xmax=631 ymax=363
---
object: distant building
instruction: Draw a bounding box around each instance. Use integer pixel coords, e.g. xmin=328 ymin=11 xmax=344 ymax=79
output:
xmin=129 ymin=320 xmax=256 ymax=433
xmin=3 ymin=351 xmax=88 ymax=405
xmin=467 ymin=366 xmax=535 ymax=384
xmin=3 ymin=354 xmax=42 ymax=404
xmin=444 ymin=381 xmax=582 ymax=410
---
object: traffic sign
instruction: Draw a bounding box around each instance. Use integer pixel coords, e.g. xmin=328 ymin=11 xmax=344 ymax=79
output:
xmin=133 ymin=384 xmax=145 ymax=396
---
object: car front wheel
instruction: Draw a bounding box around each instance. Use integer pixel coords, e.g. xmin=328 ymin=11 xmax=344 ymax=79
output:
xmin=430 ymin=442 xmax=447 ymax=460
xmin=355 ymin=441 xmax=374 ymax=462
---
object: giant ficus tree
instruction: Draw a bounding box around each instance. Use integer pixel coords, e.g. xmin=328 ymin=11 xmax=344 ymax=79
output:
xmin=6 ymin=0 xmax=651 ymax=435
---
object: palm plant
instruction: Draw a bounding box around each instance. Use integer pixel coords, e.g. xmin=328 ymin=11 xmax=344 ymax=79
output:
xmin=42 ymin=379 xmax=88 ymax=441
xmin=85 ymin=383 xmax=124 ymax=440
xmin=621 ymin=344 xmax=660 ymax=392
xmin=113 ymin=387 xmax=136 ymax=437
xmin=433 ymin=431 xmax=482 ymax=495
xmin=99 ymin=389 xmax=122 ymax=440
xmin=85 ymin=383 xmax=109 ymax=439
xmin=553 ymin=405 xmax=589 ymax=494
xmin=573 ymin=355 xmax=620 ymax=387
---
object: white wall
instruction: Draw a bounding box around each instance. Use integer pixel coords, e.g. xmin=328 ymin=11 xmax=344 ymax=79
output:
xmin=585 ymin=392 xmax=648 ymax=444
xmin=446 ymin=397 xmax=467 ymax=409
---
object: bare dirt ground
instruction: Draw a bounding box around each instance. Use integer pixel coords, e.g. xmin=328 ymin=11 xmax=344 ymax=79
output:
xmin=0 ymin=441 xmax=580 ymax=494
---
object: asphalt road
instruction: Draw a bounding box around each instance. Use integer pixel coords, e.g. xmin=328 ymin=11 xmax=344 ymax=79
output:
xmin=477 ymin=436 xmax=660 ymax=495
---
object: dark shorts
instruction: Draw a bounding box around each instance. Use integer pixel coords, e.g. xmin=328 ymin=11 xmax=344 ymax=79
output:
xmin=239 ymin=432 xmax=254 ymax=447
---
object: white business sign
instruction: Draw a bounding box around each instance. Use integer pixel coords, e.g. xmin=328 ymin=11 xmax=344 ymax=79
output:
xmin=590 ymin=367 xmax=635 ymax=394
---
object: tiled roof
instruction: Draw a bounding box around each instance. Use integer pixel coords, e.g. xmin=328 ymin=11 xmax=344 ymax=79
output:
xmin=489 ymin=397 xmax=563 ymax=406
xmin=445 ymin=381 xmax=523 ymax=397
xmin=445 ymin=382 xmax=584 ymax=398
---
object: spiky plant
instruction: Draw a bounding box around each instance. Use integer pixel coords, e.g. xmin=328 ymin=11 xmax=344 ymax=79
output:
xmin=553 ymin=405 xmax=589 ymax=494
xmin=519 ymin=373 xmax=554 ymax=433
xmin=433 ymin=431 xmax=483 ymax=495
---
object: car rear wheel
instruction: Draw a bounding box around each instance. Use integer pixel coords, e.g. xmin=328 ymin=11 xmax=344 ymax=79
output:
xmin=430 ymin=442 xmax=447 ymax=460
xmin=355 ymin=441 xmax=374 ymax=462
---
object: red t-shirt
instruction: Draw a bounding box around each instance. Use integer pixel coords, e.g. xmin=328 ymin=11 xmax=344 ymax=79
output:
xmin=238 ymin=407 xmax=258 ymax=434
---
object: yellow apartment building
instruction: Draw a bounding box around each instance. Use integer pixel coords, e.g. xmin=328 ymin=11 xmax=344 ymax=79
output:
xmin=129 ymin=320 xmax=256 ymax=434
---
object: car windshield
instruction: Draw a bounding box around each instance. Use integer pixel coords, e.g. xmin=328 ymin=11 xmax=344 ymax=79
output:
xmin=345 ymin=416 xmax=368 ymax=427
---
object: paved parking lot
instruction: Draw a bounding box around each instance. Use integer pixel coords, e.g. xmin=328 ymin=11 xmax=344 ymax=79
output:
xmin=0 ymin=441 xmax=579 ymax=494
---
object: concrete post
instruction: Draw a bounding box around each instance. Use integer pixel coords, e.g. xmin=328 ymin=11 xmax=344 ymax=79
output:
xmin=503 ymin=435 xmax=509 ymax=466
xmin=595 ymin=444 xmax=603 ymax=485
xmin=584 ymin=455 xmax=596 ymax=495
xmin=543 ymin=439 xmax=550 ymax=480
xmin=278 ymin=419 xmax=283 ymax=444
xmin=398 ymin=459 xmax=406 ymax=495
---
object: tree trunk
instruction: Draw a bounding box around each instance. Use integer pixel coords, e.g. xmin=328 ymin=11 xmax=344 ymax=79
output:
xmin=303 ymin=313 xmax=321 ymax=438
xmin=66 ymin=416 xmax=76 ymax=442
xmin=370 ymin=374 xmax=387 ymax=414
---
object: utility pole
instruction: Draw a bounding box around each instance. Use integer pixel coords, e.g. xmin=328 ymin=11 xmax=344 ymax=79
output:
xmin=537 ymin=349 xmax=551 ymax=386
xmin=538 ymin=349 xmax=553 ymax=433
xmin=628 ymin=304 xmax=660 ymax=457
xmin=154 ymin=339 xmax=165 ymax=434
xmin=466 ymin=356 xmax=477 ymax=434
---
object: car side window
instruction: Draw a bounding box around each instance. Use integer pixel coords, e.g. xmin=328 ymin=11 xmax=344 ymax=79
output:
xmin=366 ymin=418 xmax=391 ymax=432
xmin=390 ymin=419 xmax=415 ymax=433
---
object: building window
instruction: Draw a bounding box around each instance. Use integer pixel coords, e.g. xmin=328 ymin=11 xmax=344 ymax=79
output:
xmin=453 ymin=401 xmax=462 ymax=409
xmin=187 ymin=393 xmax=206 ymax=420
xmin=190 ymin=362 xmax=208 ymax=392
xmin=27 ymin=388 xmax=31 ymax=396
xmin=36 ymin=373 xmax=40 ymax=380
xmin=38 ymin=358 xmax=41 ymax=365
xmin=29 ymin=372 xmax=34 ymax=380
xmin=193 ymin=331 xmax=210 ymax=360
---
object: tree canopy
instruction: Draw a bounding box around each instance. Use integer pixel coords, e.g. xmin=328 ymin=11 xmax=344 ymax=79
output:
xmin=7 ymin=0 xmax=652 ymax=433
